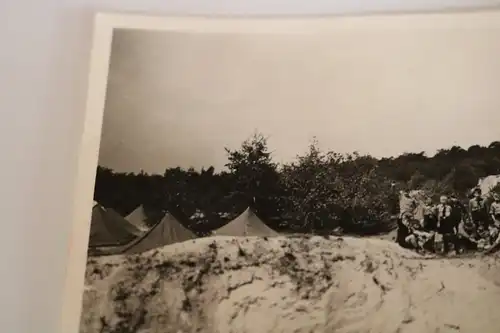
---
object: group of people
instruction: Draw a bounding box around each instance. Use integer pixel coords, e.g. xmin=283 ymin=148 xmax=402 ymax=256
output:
xmin=398 ymin=187 xmax=500 ymax=254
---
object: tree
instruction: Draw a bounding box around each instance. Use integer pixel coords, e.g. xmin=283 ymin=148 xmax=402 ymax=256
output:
xmin=333 ymin=154 xmax=393 ymax=232
xmin=224 ymin=133 xmax=281 ymax=215
xmin=279 ymin=139 xmax=344 ymax=232
xmin=92 ymin=139 xmax=500 ymax=236
xmin=408 ymin=170 xmax=426 ymax=190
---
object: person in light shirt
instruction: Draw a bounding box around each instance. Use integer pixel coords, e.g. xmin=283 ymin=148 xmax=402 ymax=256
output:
xmin=435 ymin=195 xmax=457 ymax=254
xmin=468 ymin=187 xmax=488 ymax=236
xmin=486 ymin=193 xmax=500 ymax=252
xmin=490 ymin=193 xmax=500 ymax=227
xmin=422 ymin=197 xmax=437 ymax=231
xmin=399 ymin=190 xmax=417 ymax=228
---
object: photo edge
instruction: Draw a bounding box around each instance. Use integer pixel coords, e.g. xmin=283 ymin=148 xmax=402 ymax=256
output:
xmin=57 ymin=12 xmax=115 ymax=333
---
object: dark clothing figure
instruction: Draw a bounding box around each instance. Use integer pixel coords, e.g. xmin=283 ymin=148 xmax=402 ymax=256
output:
xmin=422 ymin=205 xmax=437 ymax=231
xmin=423 ymin=214 xmax=438 ymax=232
xmin=449 ymin=199 xmax=466 ymax=233
xmin=469 ymin=196 xmax=488 ymax=231
xmin=436 ymin=202 xmax=457 ymax=253
xmin=441 ymin=233 xmax=459 ymax=253
xmin=397 ymin=192 xmax=417 ymax=248
xmin=436 ymin=203 xmax=454 ymax=234
xmin=456 ymin=221 xmax=478 ymax=252
xmin=396 ymin=218 xmax=411 ymax=248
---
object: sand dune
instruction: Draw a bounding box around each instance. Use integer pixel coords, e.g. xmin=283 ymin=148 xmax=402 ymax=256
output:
xmin=80 ymin=235 xmax=500 ymax=333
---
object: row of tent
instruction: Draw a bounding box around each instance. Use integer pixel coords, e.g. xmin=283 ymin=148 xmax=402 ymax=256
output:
xmin=87 ymin=175 xmax=500 ymax=257
xmin=88 ymin=201 xmax=279 ymax=257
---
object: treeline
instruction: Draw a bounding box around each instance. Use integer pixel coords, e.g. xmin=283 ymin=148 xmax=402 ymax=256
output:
xmin=378 ymin=142 xmax=500 ymax=196
xmin=93 ymin=134 xmax=500 ymax=236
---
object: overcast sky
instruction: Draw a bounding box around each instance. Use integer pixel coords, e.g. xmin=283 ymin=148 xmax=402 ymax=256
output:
xmin=98 ymin=14 xmax=500 ymax=174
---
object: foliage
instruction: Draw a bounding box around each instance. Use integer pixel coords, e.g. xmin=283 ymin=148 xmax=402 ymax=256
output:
xmin=278 ymin=139 xmax=343 ymax=232
xmin=224 ymin=133 xmax=281 ymax=215
xmin=94 ymin=135 xmax=500 ymax=236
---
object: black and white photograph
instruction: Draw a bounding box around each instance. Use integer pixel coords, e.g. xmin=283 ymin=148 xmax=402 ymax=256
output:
xmin=80 ymin=11 xmax=500 ymax=333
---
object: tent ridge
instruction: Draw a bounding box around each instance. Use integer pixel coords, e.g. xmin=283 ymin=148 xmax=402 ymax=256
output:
xmin=213 ymin=206 xmax=278 ymax=237
xmin=121 ymin=211 xmax=196 ymax=255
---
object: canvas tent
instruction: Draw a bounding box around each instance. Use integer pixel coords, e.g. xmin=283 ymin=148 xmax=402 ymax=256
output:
xmin=125 ymin=205 xmax=150 ymax=232
xmin=478 ymin=175 xmax=500 ymax=196
xmin=88 ymin=202 xmax=141 ymax=247
xmin=121 ymin=212 xmax=197 ymax=255
xmin=213 ymin=207 xmax=279 ymax=237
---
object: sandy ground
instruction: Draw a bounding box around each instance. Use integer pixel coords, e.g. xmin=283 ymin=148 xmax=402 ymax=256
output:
xmin=80 ymin=235 xmax=500 ymax=333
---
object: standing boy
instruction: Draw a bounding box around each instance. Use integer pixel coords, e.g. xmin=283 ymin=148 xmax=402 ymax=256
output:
xmin=436 ymin=195 xmax=456 ymax=254
xmin=469 ymin=187 xmax=488 ymax=237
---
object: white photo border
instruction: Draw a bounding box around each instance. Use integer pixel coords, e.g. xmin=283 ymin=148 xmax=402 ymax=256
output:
xmin=60 ymin=9 xmax=500 ymax=333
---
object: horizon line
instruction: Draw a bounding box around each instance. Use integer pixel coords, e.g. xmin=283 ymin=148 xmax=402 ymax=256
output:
xmin=97 ymin=139 xmax=500 ymax=175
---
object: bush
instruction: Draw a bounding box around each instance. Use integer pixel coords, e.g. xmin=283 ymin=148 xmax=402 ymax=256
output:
xmin=93 ymin=134 xmax=500 ymax=236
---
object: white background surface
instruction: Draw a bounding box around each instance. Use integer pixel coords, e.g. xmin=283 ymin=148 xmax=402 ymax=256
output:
xmin=2 ymin=1 xmax=500 ymax=332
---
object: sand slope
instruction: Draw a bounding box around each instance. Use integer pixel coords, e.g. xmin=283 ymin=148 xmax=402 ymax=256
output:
xmin=80 ymin=235 xmax=500 ymax=333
